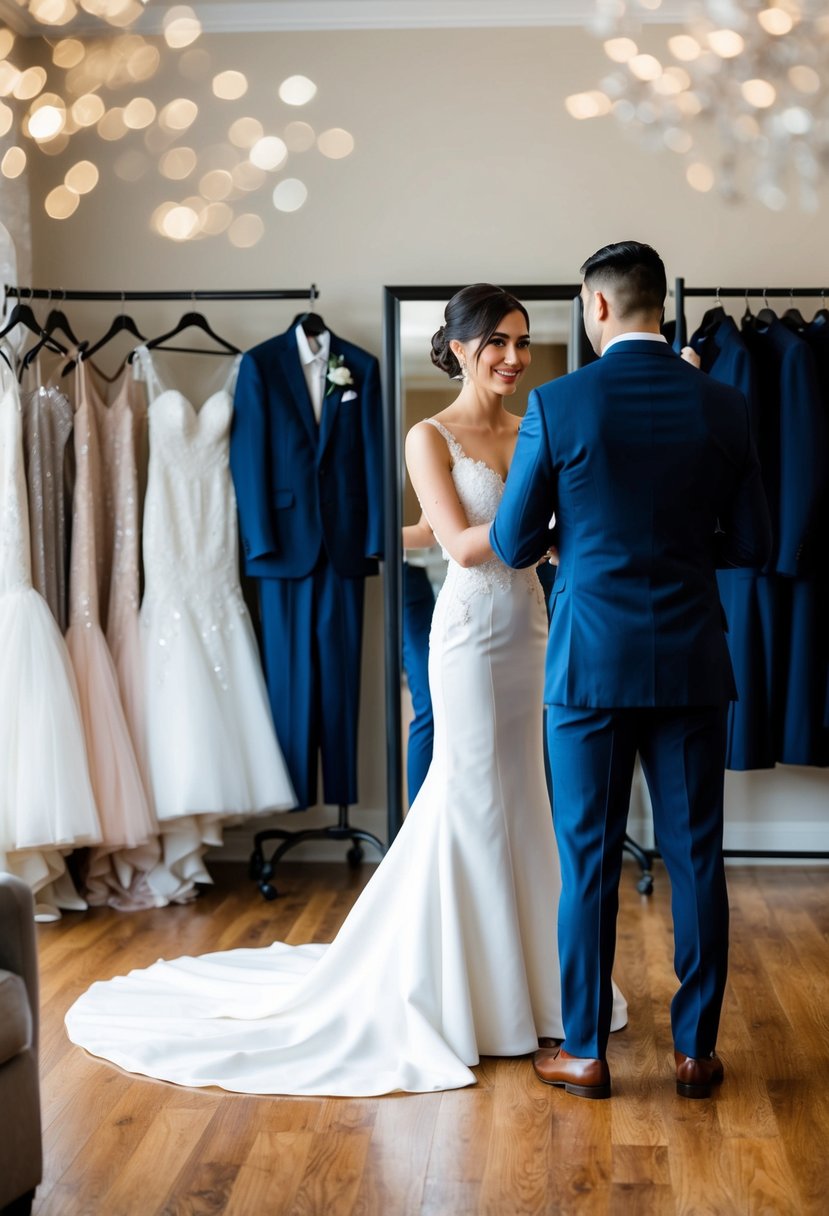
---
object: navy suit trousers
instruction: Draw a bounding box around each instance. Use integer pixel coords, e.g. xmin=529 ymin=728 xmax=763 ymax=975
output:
xmin=258 ymin=559 xmax=364 ymax=810
xmin=547 ymin=703 xmax=729 ymax=1060
xmin=401 ymin=564 xmax=435 ymax=806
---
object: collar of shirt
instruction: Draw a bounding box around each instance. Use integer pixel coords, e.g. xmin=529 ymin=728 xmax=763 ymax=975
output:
xmin=602 ymin=331 xmax=668 ymax=356
xmin=295 ymin=323 xmax=331 ymax=368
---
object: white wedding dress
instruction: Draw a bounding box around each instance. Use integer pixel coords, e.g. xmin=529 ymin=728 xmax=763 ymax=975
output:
xmin=65 ymin=419 xmax=627 ymax=1095
xmin=130 ymin=347 xmax=296 ymax=892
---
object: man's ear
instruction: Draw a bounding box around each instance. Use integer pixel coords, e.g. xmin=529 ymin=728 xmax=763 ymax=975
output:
xmin=594 ymin=290 xmax=610 ymax=322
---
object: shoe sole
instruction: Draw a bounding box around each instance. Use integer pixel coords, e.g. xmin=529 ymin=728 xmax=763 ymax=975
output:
xmin=676 ymin=1074 xmax=724 ymax=1099
xmin=536 ymin=1077 xmax=611 ymax=1100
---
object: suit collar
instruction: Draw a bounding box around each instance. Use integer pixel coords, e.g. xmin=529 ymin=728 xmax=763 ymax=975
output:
xmin=601 ymin=339 xmax=677 ymax=359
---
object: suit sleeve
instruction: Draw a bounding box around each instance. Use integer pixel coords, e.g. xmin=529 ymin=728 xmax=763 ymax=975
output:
xmin=776 ymin=341 xmax=827 ymax=576
xmin=360 ymin=354 xmax=385 ymax=560
xmin=230 ymin=352 xmax=277 ymax=561
xmin=490 ymin=388 xmax=557 ymax=569
xmin=717 ymin=395 xmax=773 ymax=570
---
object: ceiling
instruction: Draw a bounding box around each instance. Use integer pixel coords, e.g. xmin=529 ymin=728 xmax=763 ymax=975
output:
xmin=1 ymin=1 xmax=694 ymax=37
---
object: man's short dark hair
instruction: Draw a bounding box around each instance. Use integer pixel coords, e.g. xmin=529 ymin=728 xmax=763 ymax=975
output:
xmin=580 ymin=241 xmax=667 ymax=319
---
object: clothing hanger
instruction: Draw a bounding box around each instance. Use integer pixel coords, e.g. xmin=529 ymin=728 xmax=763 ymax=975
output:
xmin=740 ymin=288 xmax=753 ymax=326
xmin=756 ymin=287 xmax=777 ymax=326
xmin=21 ymin=288 xmax=74 ymax=372
xmin=782 ymin=288 xmax=806 ymax=332
xmin=63 ymin=292 xmax=146 ymax=374
xmin=291 ymin=284 xmax=327 ymax=338
xmin=697 ymin=287 xmax=727 ymax=334
xmin=137 ymin=292 xmax=240 ymax=357
xmin=0 ymin=286 xmax=54 ymax=344
xmin=811 ymin=289 xmax=828 ymax=326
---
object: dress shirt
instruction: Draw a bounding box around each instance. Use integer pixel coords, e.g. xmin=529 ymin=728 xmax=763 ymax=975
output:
xmin=295 ymin=324 xmax=331 ymax=423
xmin=602 ymin=331 xmax=668 ymax=356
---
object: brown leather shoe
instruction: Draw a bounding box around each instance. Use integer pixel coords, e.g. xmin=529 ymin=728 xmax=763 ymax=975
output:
xmin=674 ymin=1050 xmax=725 ymax=1099
xmin=533 ymin=1047 xmax=611 ymax=1099
xmin=537 ymin=1036 xmax=562 ymax=1050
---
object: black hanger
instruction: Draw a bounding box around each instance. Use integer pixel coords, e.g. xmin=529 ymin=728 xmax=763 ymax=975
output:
xmin=41 ymin=290 xmax=82 ymax=347
xmin=291 ymin=284 xmax=326 ymax=338
xmin=782 ymin=289 xmax=806 ymax=332
xmin=138 ymin=297 xmax=240 ymax=357
xmin=64 ymin=294 xmax=146 ymax=373
xmin=21 ymin=288 xmax=74 ymax=371
xmin=698 ymin=288 xmax=727 ymax=332
xmin=811 ymin=290 xmax=829 ymax=327
xmin=756 ymin=288 xmax=777 ymax=327
xmin=741 ymin=289 xmax=753 ymax=326
xmin=0 ymin=288 xmax=49 ymax=343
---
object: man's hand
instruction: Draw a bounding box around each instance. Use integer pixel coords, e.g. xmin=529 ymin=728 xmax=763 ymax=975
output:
xmin=680 ymin=346 xmax=701 ymax=368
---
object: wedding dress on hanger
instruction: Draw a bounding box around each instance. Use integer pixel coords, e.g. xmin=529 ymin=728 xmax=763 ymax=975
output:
xmin=66 ymin=418 xmax=626 ymax=1095
xmin=0 ymin=354 xmax=101 ymax=917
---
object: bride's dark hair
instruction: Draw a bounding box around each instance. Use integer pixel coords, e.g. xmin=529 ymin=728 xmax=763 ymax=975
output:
xmin=430 ymin=284 xmax=530 ymax=379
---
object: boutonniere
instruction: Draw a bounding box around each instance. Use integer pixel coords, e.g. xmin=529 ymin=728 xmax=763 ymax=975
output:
xmin=325 ymin=354 xmax=354 ymax=396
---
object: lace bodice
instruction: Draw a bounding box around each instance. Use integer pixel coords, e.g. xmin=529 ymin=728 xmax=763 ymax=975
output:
xmin=422 ymin=418 xmax=543 ymax=623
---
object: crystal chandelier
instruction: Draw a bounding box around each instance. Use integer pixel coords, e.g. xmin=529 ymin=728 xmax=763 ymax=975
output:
xmin=567 ymin=1 xmax=829 ymax=211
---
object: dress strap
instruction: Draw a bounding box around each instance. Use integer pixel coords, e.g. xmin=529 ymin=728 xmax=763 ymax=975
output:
xmin=422 ymin=417 xmax=466 ymax=465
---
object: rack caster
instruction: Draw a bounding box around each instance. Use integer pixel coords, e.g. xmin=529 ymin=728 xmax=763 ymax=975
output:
xmin=636 ymin=873 xmax=654 ymax=896
xmin=346 ymin=845 xmax=364 ymax=868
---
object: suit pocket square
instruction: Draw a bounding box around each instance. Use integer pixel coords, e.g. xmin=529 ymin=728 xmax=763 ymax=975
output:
xmin=342 ymin=390 xmax=358 ymax=402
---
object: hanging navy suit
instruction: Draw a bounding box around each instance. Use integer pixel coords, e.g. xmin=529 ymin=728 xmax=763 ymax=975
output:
xmin=691 ymin=314 xmax=776 ymax=768
xmin=741 ymin=316 xmax=827 ymax=766
xmin=230 ymin=327 xmax=383 ymax=810
xmin=491 ymin=339 xmax=771 ymax=1062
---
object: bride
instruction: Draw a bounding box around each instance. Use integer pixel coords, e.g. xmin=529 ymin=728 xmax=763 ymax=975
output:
xmin=65 ymin=285 xmax=627 ymax=1096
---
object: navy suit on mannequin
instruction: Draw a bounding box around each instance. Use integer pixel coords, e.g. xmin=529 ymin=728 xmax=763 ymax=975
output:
xmin=491 ymin=260 xmax=771 ymax=1092
xmin=230 ymin=325 xmax=383 ymax=812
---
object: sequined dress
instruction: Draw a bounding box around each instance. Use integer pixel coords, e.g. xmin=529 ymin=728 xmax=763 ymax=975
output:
xmin=0 ymin=361 xmax=101 ymax=904
xmin=65 ymin=418 xmax=625 ymax=1096
xmin=132 ymin=347 xmax=295 ymax=885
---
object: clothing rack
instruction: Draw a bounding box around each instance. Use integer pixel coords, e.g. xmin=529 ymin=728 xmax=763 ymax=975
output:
xmin=623 ymin=276 xmax=829 ymax=879
xmin=671 ymin=277 xmax=829 ymax=348
xmin=4 ymin=286 xmax=319 ymax=302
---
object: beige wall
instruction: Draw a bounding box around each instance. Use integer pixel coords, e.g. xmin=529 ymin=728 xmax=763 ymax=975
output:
xmin=21 ymin=24 xmax=829 ymax=855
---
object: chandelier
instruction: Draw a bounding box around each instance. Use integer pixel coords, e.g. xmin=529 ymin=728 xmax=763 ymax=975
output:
xmin=567 ymin=1 xmax=829 ymax=211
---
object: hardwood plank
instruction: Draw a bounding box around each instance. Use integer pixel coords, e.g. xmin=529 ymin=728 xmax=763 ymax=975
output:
xmin=351 ymin=1093 xmax=440 ymax=1216
xmin=285 ymin=1129 xmax=372 ymax=1216
xmin=223 ymin=1131 xmax=315 ymax=1216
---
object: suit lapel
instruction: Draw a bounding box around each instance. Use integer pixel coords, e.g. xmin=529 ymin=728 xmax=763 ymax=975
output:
xmin=276 ymin=330 xmax=318 ymax=446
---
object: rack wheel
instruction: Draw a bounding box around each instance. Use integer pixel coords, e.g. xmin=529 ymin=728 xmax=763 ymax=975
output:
xmin=258 ymin=881 xmax=279 ymax=901
xmin=637 ymin=873 xmax=654 ymax=896
xmin=249 ymin=852 xmax=263 ymax=880
xmin=346 ymin=845 xmax=364 ymax=868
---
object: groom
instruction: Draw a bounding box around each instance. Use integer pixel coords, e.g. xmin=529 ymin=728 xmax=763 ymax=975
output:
xmin=491 ymin=242 xmax=771 ymax=1099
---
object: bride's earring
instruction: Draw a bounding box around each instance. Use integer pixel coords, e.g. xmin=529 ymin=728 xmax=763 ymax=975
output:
xmin=457 ymin=358 xmax=469 ymax=384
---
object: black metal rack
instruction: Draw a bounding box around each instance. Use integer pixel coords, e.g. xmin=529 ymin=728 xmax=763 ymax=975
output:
xmin=4 ymin=286 xmax=318 ymax=302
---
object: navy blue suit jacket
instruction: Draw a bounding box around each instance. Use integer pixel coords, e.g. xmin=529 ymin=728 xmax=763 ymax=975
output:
xmin=230 ymin=327 xmax=384 ymax=580
xmin=490 ymin=340 xmax=772 ymax=709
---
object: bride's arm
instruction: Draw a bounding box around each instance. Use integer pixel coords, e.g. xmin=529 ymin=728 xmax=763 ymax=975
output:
xmin=402 ymin=511 xmax=435 ymax=551
xmin=405 ymin=423 xmax=494 ymax=569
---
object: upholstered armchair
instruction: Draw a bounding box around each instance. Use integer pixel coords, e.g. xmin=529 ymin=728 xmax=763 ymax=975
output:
xmin=0 ymin=874 xmax=42 ymax=1215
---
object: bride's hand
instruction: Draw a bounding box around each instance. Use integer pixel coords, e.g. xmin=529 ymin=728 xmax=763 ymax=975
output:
xmin=537 ymin=546 xmax=559 ymax=567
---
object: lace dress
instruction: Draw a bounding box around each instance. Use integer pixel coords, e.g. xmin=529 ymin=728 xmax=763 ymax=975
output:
xmin=132 ymin=347 xmax=295 ymax=890
xmin=65 ymin=418 xmax=626 ymax=1096
xmin=0 ymin=361 xmax=101 ymax=914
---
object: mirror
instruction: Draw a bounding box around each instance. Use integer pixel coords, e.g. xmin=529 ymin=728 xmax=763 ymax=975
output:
xmin=382 ymin=285 xmax=589 ymax=840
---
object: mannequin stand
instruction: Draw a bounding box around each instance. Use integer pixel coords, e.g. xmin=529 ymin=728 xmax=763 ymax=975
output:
xmin=249 ymin=805 xmax=386 ymax=900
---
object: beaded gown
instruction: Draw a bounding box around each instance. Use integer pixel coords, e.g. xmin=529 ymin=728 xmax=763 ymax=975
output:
xmin=0 ymin=360 xmax=101 ymax=908
xmin=65 ymin=419 xmax=626 ymax=1096
xmin=131 ymin=347 xmax=295 ymax=887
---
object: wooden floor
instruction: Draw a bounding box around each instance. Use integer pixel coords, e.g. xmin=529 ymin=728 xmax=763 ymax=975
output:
xmin=32 ymin=861 xmax=828 ymax=1216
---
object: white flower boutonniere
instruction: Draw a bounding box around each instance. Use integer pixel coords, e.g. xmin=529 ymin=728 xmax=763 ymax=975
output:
xmin=326 ymin=354 xmax=355 ymax=396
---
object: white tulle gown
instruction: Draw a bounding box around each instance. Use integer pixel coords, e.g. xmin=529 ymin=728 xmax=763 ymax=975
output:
xmin=65 ymin=419 xmax=627 ymax=1096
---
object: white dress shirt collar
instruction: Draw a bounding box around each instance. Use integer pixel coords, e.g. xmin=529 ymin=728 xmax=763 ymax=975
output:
xmin=295 ymin=324 xmax=331 ymax=423
xmin=295 ymin=323 xmax=331 ymax=367
xmin=602 ymin=331 xmax=668 ymax=356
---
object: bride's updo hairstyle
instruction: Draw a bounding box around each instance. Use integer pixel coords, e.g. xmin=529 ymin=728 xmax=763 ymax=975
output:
xmin=430 ymin=284 xmax=530 ymax=379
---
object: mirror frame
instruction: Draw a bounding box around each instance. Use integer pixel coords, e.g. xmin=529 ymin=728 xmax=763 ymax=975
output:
xmin=381 ymin=283 xmax=588 ymax=842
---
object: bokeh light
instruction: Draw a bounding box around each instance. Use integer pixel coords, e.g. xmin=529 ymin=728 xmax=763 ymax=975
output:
xmin=97 ymin=106 xmax=129 ymax=141
xmin=53 ymin=39 xmax=86 ymax=69
xmin=27 ymin=97 xmax=67 ymax=141
xmin=284 ymin=121 xmax=315 ymax=152
xmin=228 ymin=116 xmax=264 ymax=149
xmin=114 ymin=148 xmax=150 ymax=181
xmin=0 ymin=64 xmax=21 ymax=99
xmin=278 ymin=75 xmax=317 ymax=106
xmin=0 ymin=102 xmax=12 ymax=139
xmin=163 ymin=5 xmax=203 ymax=49
xmin=231 ymin=160 xmax=266 ymax=192
xmin=213 ymin=71 xmax=248 ymax=101
xmin=159 ymin=98 xmax=199 ymax=132
xmin=199 ymin=169 xmax=234 ymax=200
xmin=161 ymin=204 xmax=200 ymax=241
xmin=1 ymin=146 xmax=26 ymax=179
xmin=72 ymin=93 xmax=106 ymax=126
xmin=14 ymin=67 xmax=48 ymax=102
xmin=45 ymin=184 xmax=80 ymax=219
xmin=159 ymin=146 xmax=198 ymax=180
xmin=0 ymin=29 xmax=14 ymax=60
xmin=123 ymin=96 xmax=157 ymax=129
xmin=317 ymin=128 xmax=354 ymax=159
xmin=200 ymin=201 xmax=234 ymax=235
xmin=272 ymin=178 xmax=308 ymax=212
xmin=249 ymin=135 xmax=288 ymax=171
xmin=65 ymin=159 xmax=99 ymax=194
xmin=686 ymin=162 xmax=715 ymax=193
xmin=29 ymin=0 xmax=78 ymax=24
xmin=228 ymin=213 xmax=265 ymax=247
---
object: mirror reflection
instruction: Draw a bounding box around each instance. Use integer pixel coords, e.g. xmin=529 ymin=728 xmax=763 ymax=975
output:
xmin=398 ymin=297 xmax=574 ymax=808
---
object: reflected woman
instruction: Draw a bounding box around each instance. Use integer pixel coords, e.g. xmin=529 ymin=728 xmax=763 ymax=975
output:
xmin=65 ymin=284 xmax=626 ymax=1098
